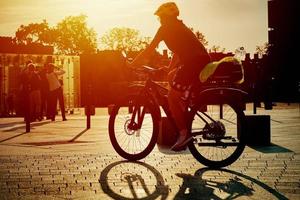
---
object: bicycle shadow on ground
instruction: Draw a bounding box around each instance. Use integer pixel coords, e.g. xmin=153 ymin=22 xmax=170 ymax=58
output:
xmin=174 ymin=167 xmax=288 ymax=200
xmin=248 ymin=143 xmax=293 ymax=153
xmin=99 ymin=161 xmax=169 ymax=200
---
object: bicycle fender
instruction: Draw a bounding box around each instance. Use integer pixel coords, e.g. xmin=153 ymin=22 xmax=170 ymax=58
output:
xmin=195 ymin=87 xmax=248 ymax=104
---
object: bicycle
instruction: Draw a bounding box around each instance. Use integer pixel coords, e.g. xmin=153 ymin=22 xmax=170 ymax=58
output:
xmin=109 ymin=61 xmax=247 ymax=168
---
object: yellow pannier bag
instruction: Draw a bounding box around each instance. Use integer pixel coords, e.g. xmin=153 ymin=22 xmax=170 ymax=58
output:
xmin=199 ymin=56 xmax=244 ymax=84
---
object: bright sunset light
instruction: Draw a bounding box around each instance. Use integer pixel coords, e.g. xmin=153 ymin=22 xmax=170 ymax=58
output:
xmin=0 ymin=1 xmax=299 ymax=199
xmin=0 ymin=0 xmax=268 ymax=54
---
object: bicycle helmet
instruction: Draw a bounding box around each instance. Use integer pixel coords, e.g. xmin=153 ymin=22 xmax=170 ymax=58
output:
xmin=154 ymin=2 xmax=179 ymax=17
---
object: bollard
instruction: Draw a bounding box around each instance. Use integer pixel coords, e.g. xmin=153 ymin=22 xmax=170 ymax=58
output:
xmin=85 ymin=105 xmax=95 ymax=129
xmin=25 ymin=86 xmax=30 ymax=133
xmin=25 ymin=115 xmax=30 ymax=133
xmin=253 ymin=102 xmax=257 ymax=114
xmin=87 ymin=114 xmax=91 ymax=129
xmin=85 ymin=106 xmax=91 ymax=129
xmin=244 ymin=115 xmax=271 ymax=146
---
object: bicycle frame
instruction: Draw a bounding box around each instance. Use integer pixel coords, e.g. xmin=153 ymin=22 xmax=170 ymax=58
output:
xmin=129 ymin=77 xmax=180 ymax=134
xmin=128 ymin=67 xmax=248 ymax=139
xmin=109 ymin=64 xmax=247 ymax=166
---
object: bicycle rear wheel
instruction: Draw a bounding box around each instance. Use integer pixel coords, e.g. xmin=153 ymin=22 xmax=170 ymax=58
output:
xmin=188 ymin=102 xmax=245 ymax=168
xmin=109 ymin=97 xmax=159 ymax=160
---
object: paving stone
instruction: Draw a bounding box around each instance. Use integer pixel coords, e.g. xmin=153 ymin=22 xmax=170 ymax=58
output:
xmin=0 ymin=104 xmax=300 ymax=199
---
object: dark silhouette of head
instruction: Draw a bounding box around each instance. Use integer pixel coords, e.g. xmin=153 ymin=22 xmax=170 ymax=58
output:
xmin=47 ymin=63 xmax=55 ymax=73
xmin=27 ymin=63 xmax=35 ymax=72
xmin=154 ymin=2 xmax=179 ymax=25
xmin=26 ymin=60 xmax=33 ymax=66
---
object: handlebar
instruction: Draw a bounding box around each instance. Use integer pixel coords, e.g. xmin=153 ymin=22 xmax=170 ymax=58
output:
xmin=130 ymin=65 xmax=162 ymax=76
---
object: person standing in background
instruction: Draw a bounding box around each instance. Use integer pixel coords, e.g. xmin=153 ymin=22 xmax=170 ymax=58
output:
xmin=57 ymin=75 xmax=67 ymax=121
xmin=28 ymin=63 xmax=42 ymax=121
xmin=39 ymin=64 xmax=50 ymax=120
xmin=6 ymin=93 xmax=15 ymax=116
xmin=46 ymin=63 xmax=67 ymax=121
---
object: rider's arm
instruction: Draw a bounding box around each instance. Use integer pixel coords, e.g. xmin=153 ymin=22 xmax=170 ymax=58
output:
xmin=129 ymin=28 xmax=163 ymax=67
xmin=54 ymin=68 xmax=65 ymax=76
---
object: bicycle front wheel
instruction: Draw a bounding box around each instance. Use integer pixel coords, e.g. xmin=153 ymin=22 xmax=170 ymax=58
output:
xmin=188 ymin=102 xmax=245 ymax=168
xmin=108 ymin=97 xmax=159 ymax=161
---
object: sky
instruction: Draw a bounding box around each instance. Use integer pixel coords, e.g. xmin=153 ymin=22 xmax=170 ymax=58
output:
xmin=0 ymin=0 xmax=269 ymax=54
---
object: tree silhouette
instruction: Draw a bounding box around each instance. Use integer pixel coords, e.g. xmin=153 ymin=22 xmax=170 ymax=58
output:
xmin=56 ymin=14 xmax=97 ymax=55
xmin=100 ymin=27 xmax=151 ymax=54
xmin=190 ymin=28 xmax=208 ymax=46
xmin=255 ymin=42 xmax=270 ymax=58
xmin=14 ymin=15 xmax=97 ymax=55
xmin=209 ymin=45 xmax=226 ymax=53
xmin=14 ymin=20 xmax=57 ymax=45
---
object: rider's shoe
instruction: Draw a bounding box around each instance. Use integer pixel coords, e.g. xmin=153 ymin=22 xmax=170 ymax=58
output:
xmin=171 ymin=134 xmax=192 ymax=151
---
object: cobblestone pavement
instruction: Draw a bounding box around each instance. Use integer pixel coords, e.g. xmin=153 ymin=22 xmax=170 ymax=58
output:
xmin=0 ymin=104 xmax=300 ymax=199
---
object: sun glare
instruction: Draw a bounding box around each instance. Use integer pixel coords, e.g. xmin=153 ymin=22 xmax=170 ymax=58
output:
xmin=0 ymin=0 xmax=267 ymax=53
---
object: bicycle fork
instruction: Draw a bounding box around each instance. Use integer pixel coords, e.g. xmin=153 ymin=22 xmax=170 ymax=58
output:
xmin=129 ymin=105 xmax=146 ymax=131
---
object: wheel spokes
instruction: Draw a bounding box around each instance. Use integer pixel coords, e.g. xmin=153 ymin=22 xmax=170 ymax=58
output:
xmin=191 ymin=104 xmax=241 ymax=162
xmin=114 ymin=106 xmax=154 ymax=155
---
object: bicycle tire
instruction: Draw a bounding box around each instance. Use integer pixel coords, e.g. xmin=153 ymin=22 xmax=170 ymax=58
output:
xmin=108 ymin=97 xmax=159 ymax=160
xmin=188 ymin=102 xmax=246 ymax=168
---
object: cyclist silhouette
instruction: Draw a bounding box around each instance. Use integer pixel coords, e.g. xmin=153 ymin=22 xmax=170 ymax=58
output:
xmin=128 ymin=2 xmax=211 ymax=151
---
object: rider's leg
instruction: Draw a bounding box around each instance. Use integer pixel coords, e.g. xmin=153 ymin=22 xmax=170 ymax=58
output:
xmin=168 ymin=88 xmax=186 ymax=130
xmin=168 ymin=88 xmax=191 ymax=150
